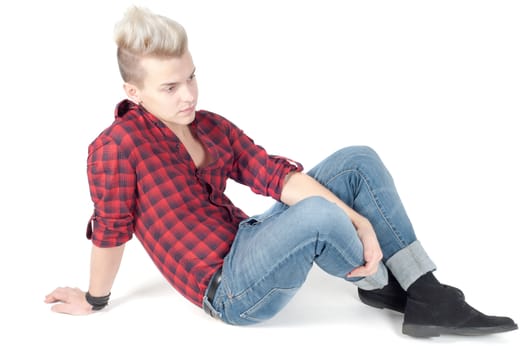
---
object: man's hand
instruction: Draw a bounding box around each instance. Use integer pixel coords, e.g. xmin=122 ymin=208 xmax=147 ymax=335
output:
xmin=347 ymin=223 xmax=383 ymax=278
xmin=44 ymin=287 xmax=93 ymax=315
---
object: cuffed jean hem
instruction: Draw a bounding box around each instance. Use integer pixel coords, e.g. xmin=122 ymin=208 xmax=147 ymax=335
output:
xmin=352 ymin=263 xmax=388 ymax=290
xmin=385 ymin=240 xmax=436 ymax=290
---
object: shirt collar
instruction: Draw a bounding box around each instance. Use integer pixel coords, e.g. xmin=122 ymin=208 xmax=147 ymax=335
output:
xmin=115 ymin=99 xmax=203 ymax=140
xmin=115 ymin=99 xmax=166 ymax=128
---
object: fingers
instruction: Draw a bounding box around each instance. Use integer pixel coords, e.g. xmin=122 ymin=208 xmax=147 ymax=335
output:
xmin=363 ymin=250 xmax=382 ymax=266
xmin=354 ymin=226 xmax=383 ymax=279
xmin=45 ymin=288 xmax=64 ymax=303
xmin=347 ymin=247 xmax=382 ymax=278
xmin=44 ymin=287 xmax=84 ymax=304
xmin=45 ymin=287 xmax=71 ymax=303
xmin=347 ymin=260 xmax=379 ymax=278
xmin=347 ymin=266 xmax=366 ymax=278
xmin=45 ymin=287 xmax=93 ymax=315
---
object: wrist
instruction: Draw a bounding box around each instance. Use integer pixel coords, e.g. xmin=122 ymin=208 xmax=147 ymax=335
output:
xmin=85 ymin=291 xmax=111 ymax=311
xmin=353 ymin=216 xmax=372 ymax=231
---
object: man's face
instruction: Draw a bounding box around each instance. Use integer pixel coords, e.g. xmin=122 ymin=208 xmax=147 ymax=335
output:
xmin=132 ymin=51 xmax=198 ymax=129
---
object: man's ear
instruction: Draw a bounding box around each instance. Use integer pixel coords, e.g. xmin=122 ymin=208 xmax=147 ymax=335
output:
xmin=123 ymin=82 xmax=142 ymax=104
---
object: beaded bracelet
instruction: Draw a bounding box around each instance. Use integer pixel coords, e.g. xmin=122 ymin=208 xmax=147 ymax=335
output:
xmin=85 ymin=291 xmax=111 ymax=311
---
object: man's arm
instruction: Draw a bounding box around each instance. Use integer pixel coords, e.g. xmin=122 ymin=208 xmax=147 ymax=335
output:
xmin=280 ymin=171 xmax=382 ymax=278
xmin=280 ymin=172 xmax=369 ymax=227
xmin=45 ymin=244 xmax=125 ymax=315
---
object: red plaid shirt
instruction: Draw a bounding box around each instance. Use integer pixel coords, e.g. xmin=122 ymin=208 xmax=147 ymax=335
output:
xmin=85 ymin=100 xmax=302 ymax=307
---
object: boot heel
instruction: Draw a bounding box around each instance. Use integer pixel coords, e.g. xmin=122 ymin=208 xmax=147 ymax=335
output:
xmin=402 ymin=324 xmax=441 ymax=338
xmin=358 ymin=293 xmax=385 ymax=309
xmin=358 ymin=289 xmax=406 ymax=313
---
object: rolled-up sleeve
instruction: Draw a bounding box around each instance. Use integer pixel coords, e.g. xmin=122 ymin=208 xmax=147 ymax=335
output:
xmin=228 ymin=124 xmax=303 ymax=201
xmin=86 ymin=135 xmax=135 ymax=247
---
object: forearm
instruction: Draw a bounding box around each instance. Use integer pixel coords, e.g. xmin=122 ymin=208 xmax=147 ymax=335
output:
xmin=88 ymin=244 xmax=125 ymax=296
xmin=280 ymin=172 xmax=371 ymax=230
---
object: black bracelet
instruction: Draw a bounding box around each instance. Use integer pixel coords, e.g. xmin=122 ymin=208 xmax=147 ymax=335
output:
xmin=85 ymin=291 xmax=111 ymax=311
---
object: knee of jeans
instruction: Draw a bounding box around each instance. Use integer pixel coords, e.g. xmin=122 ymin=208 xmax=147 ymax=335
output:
xmin=341 ymin=145 xmax=391 ymax=179
xmin=341 ymin=145 xmax=381 ymax=164
xmin=295 ymin=196 xmax=351 ymax=232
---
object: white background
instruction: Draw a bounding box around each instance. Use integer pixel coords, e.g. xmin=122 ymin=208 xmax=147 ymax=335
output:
xmin=0 ymin=0 xmax=525 ymax=348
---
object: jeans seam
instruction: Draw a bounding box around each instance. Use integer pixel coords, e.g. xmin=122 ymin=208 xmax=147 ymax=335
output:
xmin=324 ymin=168 xmax=407 ymax=248
xmin=226 ymin=239 xmax=314 ymax=301
xmin=239 ymin=286 xmax=299 ymax=322
xmin=227 ymin=230 xmax=364 ymax=303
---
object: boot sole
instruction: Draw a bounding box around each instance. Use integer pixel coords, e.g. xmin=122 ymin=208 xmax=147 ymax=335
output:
xmin=402 ymin=322 xmax=519 ymax=338
xmin=358 ymin=292 xmax=405 ymax=313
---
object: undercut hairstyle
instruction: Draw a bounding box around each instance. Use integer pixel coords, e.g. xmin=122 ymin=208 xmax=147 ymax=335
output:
xmin=114 ymin=6 xmax=188 ymax=86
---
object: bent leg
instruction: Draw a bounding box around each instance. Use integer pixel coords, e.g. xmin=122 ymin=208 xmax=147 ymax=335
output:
xmin=213 ymin=196 xmax=385 ymax=325
xmin=307 ymin=146 xmax=436 ymax=289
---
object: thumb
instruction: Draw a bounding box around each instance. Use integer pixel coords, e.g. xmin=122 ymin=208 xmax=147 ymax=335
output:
xmin=51 ymin=302 xmax=92 ymax=316
xmin=347 ymin=266 xmax=366 ymax=278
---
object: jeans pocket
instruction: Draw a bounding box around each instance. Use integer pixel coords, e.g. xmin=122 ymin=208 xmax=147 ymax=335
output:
xmin=239 ymin=287 xmax=299 ymax=323
xmin=239 ymin=203 xmax=288 ymax=227
xmin=239 ymin=213 xmax=268 ymax=227
xmin=239 ymin=217 xmax=261 ymax=226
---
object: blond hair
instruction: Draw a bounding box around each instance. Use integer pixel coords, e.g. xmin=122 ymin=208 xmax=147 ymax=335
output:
xmin=114 ymin=6 xmax=188 ymax=86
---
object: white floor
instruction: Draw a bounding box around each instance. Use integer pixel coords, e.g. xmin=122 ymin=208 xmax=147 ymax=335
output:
xmin=8 ymin=241 xmax=526 ymax=349
xmin=1 ymin=1 xmax=525 ymax=349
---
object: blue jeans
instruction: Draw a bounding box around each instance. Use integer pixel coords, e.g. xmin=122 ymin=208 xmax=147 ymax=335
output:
xmin=204 ymin=146 xmax=436 ymax=325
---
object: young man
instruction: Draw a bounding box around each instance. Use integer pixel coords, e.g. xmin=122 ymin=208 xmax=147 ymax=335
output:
xmin=45 ymin=7 xmax=517 ymax=337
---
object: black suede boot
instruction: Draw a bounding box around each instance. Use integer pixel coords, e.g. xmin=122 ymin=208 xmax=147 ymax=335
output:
xmin=358 ymin=270 xmax=464 ymax=314
xmin=403 ymin=272 xmax=518 ymax=337
xmin=358 ymin=270 xmax=407 ymax=313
